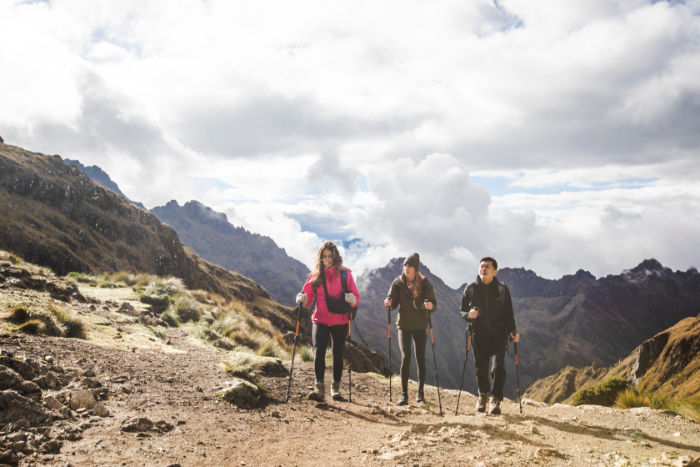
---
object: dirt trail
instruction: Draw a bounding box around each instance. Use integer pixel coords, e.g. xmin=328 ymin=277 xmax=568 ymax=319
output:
xmin=2 ymin=283 xmax=700 ymax=466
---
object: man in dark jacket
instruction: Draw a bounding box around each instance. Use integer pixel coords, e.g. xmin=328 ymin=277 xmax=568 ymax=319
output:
xmin=460 ymin=257 xmax=519 ymax=415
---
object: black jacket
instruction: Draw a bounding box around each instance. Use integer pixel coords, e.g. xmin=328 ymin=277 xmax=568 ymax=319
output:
xmin=460 ymin=276 xmax=516 ymax=341
xmin=386 ymin=275 xmax=437 ymax=332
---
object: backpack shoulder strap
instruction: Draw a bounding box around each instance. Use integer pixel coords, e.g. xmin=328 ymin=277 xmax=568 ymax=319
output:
xmin=341 ymin=269 xmax=348 ymax=293
xmin=467 ymin=284 xmax=475 ymax=304
xmin=498 ymin=282 xmax=505 ymax=302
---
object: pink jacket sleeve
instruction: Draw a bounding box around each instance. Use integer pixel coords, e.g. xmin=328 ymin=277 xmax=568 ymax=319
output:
xmin=301 ymin=273 xmax=315 ymax=307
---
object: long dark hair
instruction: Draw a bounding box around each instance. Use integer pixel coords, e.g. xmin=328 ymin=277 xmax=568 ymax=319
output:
xmin=402 ymin=271 xmax=423 ymax=302
xmin=311 ymin=241 xmax=343 ymax=288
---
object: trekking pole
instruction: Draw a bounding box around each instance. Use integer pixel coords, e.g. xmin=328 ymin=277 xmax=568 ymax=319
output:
xmin=386 ymin=305 xmax=392 ymax=402
xmin=347 ymin=312 xmax=352 ymax=403
xmin=285 ymin=304 xmax=303 ymax=403
xmin=454 ymin=326 xmax=472 ymax=415
xmin=426 ymin=307 xmax=443 ymax=416
xmin=510 ymin=334 xmax=522 ymax=414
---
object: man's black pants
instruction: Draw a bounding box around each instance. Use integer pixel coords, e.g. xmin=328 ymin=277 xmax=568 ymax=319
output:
xmin=312 ymin=323 xmax=348 ymax=384
xmin=472 ymin=335 xmax=508 ymax=400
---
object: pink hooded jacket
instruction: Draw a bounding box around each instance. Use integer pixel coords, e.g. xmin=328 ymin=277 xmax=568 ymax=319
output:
xmin=301 ymin=266 xmax=360 ymax=327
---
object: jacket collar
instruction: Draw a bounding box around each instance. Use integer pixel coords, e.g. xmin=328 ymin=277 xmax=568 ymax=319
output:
xmin=475 ymin=275 xmax=500 ymax=286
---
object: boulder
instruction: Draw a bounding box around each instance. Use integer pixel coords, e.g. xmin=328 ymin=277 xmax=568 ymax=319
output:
xmin=118 ymin=302 xmax=137 ymax=316
xmin=0 ymin=366 xmax=42 ymax=399
xmin=91 ymin=403 xmax=109 ymax=417
xmin=0 ymin=449 xmax=18 ymax=464
xmin=0 ymin=357 xmax=35 ymax=381
xmin=80 ymin=377 xmax=101 ymax=389
xmin=41 ymin=439 xmax=62 ymax=454
xmin=121 ymin=417 xmax=153 ymax=432
xmin=58 ymin=389 xmax=96 ymax=410
xmin=43 ymin=395 xmax=64 ymax=411
xmin=0 ymin=390 xmax=54 ymax=427
xmin=214 ymin=378 xmax=263 ymax=408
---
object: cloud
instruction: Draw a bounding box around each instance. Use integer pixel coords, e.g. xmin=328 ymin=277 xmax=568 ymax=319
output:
xmin=1 ymin=0 xmax=700 ymax=285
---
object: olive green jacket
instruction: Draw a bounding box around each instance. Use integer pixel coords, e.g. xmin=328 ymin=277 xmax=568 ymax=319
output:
xmin=386 ymin=275 xmax=437 ymax=331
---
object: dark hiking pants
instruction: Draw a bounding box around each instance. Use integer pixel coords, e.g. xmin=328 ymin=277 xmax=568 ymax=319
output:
xmin=472 ymin=336 xmax=508 ymax=400
xmin=312 ymin=323 xmax=348 ymax=384
xmin=398 ymin=329 xmax=427 ymax=394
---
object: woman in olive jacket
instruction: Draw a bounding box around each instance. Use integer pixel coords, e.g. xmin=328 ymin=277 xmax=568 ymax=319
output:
xmin=383 ymin=253 xmax=437 ymax=405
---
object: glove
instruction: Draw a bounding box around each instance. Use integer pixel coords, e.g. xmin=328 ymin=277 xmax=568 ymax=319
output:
xmin=345 ymin=293 xmax=357 ymax=306
xmin=295 ymin=293 xmax=307 ymax=305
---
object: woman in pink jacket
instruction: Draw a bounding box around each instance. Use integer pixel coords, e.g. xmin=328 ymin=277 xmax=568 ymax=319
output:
xmin=296 ymin=241 xmax=360 ymax=401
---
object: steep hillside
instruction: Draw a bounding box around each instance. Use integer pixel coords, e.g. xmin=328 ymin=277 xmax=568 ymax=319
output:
xmin=64 ymin=159 xmax=146 ymax=210
xmin=525 ymin=312 xmax=700 ymax=404
xmin=0 ymin=143 xmax=297 ymax=328
xmin=151 ymin=200 xmax=310 ymax=307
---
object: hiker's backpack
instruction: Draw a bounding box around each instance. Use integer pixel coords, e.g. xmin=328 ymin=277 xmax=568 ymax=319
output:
xmin=460 ymin=282 xmax=505 ymax=321
xmin=310 ymin=269 xmax=357 ymax=319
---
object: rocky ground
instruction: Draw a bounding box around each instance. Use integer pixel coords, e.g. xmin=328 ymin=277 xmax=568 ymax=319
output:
xmin=2 ymin=280 xmax=700 ymax=466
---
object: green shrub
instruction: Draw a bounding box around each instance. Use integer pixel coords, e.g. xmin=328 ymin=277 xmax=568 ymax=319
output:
xmin=573 ymin=377 xmax=629 ymax=407
xmin=161 ymin=309 xmax=181 ymax=327
xmin=8 ymin=255 xmax=19 ymax=265
xmin=18 ymin=319 xmax=42 ymax=334
xmin=300 ymin=345 xmax=314 ymax=362
xmin=97 ymin=280 xmax=117 ymax=288
xmin=53 ymin=310 xmax=86 ymax=339
xmin=144 ymin=277 xmax=185 ymax=297
xmin=67 ymin=272 xmax=98 ymax=283
xmin=173 ymin=296 xmax=202 ymax=323
xmin=111 ymin=271 xmax=138 ymax=286
xmin=257 ymin=341 xmax=279 ymax=358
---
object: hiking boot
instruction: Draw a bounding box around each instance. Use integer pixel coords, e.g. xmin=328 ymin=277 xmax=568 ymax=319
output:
xmin=308 ymin=382 xmax=325 ymax=402
xmin=416 ymin=389 xmax=425 ymax=403
xmin=476 ymin=393 xmax=489 ymax=413
xmin=397 ymin=393 xmax=409 ymax=406
xmin=331 ymin=381 xmax=343 ymax=401
xmin=489 ymin=397 xmax=502 ymax=415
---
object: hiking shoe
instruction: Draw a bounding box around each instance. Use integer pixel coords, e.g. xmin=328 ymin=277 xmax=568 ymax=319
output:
xmin=416 ymin=389 xmax=425 ymax=403
xmin=476 ymin=393 xmax=488 ymax=413
xmin=308 ymin=382 xmax=325 ymax=402
xmin=397 ymin=393 xmax=409 ymax=406
xmin=331 ymin=381 xmax=343 ymax=401
xmin=489 ymin=397 xmax=502 ymax=415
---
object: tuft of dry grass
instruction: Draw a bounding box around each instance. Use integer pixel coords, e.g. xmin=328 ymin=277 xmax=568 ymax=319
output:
xmin=53 ymin=309 xmax=86 ymax=339
xmin=161 ymin=309 xmax=181 ymax=327
xmin=615 ymin=389 xmax=652 ymax=409
xmin=257 ymin=341 xmax=280 ymax=358
xmin=172 ymin=295 xmax=202 ymax=323
xmin=18 ymin=319 xmax=42 ymax=334
xmin=300 ymin=345 xmax=314 ymax=362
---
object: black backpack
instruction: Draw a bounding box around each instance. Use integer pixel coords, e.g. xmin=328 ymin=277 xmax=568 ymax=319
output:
xmin=311 ymin=269 xmax=357 ymax=319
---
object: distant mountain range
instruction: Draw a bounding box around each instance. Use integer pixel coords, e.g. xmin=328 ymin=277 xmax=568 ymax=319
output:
xmin=356 ymin=258 xmax=700 ymax=398
xmin=151 ymin=200 xmax=310 ymax=306
xmin=61 ymin=159 xmax=311 ymax=307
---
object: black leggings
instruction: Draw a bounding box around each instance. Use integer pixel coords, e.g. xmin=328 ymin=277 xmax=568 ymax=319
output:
xmin=312 ymin=323 xmax=348 ymax=384
xmin=398 ymin=329 xmax=427 ymax=393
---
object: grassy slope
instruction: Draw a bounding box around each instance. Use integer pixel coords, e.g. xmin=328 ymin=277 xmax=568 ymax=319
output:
xmin=524 ymin=315 xmax=700 ymax=404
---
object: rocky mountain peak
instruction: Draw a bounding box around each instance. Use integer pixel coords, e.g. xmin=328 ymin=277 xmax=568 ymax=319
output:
xmin=631 ymin=258 xmax=665 ymax=273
